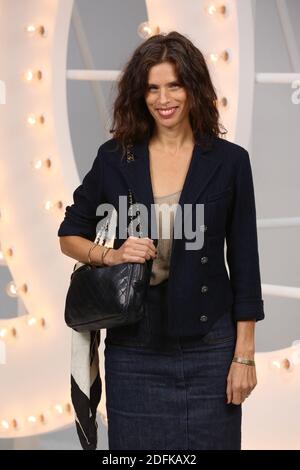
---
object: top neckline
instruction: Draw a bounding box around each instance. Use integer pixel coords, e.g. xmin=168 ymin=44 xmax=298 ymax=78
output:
xmin=153 ymin=189 xmax=182 ymax=200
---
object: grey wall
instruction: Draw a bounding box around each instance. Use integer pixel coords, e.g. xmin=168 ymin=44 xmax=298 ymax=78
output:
xmin=252 ymin=0 xmax=300 ymax=352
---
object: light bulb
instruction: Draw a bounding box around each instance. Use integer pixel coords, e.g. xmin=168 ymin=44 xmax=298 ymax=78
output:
xmin=27 ymin=317 xmax=37 ymax=326
xmin=27 ymin=114 xmax=45 ymax=126
xmin=210 ymin=53 xmax=219 ymax=63
xmin=6 ymin=281 xmax=17 ymax=297
xmin=23 ymin=69 xmax=43 ymax=82
xmin=270 ymin=357 xmax=294 ymax=372
xmin=206 ymin=4 xmax=227 ymax=16
xmin=25 ymin=25 xmax=46 ymax=37
xmin=210 ymin=50 xmax=230 ymax=63
xmin=137 ymin=22 xmax=160 ymax=39
xmin=31 ymin=158 xmax=52 ymax=170
xmin=44 ymin=200 xmax=53 ymax=211
xmin=32 ymin=159 xmax=43 ymax=170
xmin=28 ymin=416 xmax=36 ymax=423
xmin=44 ymin=200 xmax=63 ymax=211
xmin=0 ymin=328 xmax=7 ymax=338
xmin=1 ymin=420 xmax=9 ymax=429
xmin=54 ymin=404 xmax=63 ymax=414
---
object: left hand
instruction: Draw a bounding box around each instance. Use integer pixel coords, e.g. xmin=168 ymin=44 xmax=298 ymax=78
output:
xmin=226 ymin=358 xmax=257 ymax=405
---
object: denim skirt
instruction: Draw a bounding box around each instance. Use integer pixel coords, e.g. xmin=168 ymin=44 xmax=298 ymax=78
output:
xmin=104 ymin=279 xmax=242 ymax=450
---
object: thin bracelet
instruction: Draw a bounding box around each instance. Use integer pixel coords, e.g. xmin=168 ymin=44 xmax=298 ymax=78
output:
xmin=87 ymin=243 xmax=98 ymax=264
xmin=232 ymin=356 xmax=255 ymax=366
xmin=101 ymin=247 xmax=112 ymax=266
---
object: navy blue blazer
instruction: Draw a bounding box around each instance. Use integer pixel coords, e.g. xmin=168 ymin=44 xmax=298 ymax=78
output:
xmin=58 ymin=133 xmax=265 ymax=337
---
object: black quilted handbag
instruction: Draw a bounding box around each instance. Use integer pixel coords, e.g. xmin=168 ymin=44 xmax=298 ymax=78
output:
xmin=64 ymin=148 xmax=154 ymax=332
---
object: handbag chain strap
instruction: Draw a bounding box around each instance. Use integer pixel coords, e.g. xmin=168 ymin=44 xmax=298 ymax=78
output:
xmin=94 ymin=146 xmax=143 ymax=246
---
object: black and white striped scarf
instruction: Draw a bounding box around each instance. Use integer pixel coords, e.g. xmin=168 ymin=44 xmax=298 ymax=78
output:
xmin=71 ymin=329 xmax=101 ymax=450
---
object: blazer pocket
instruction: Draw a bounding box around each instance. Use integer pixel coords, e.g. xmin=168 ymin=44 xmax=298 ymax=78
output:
xmin=206 ymin=186 xmax=232 ymax=203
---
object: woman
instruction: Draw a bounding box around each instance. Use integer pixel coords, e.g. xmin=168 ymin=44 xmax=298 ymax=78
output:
xmin=58 ymin=31 xmax=265 ymax=450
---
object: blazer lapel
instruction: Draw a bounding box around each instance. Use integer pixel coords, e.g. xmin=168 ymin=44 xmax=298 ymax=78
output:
xmin=120 ymin=134 xmax=223 ymax=244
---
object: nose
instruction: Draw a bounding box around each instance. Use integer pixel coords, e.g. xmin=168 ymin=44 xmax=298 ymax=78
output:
xmin=157 ymin=87 xmax=170 ymax=106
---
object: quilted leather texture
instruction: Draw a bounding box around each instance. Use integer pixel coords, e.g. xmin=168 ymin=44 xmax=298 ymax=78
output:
xmin=64 ymin=260 xmax=151 ymax=331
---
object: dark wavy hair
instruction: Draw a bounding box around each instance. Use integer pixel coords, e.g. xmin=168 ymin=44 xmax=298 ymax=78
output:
xmin=110 ymin=30 xmax=227 ymax=155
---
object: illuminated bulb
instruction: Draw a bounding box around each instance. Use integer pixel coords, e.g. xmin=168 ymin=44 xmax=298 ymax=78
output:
xmin=6 ymin=281 xmax=17 ymax=297
xmin=137 ymin=21 xmax=160 ymax=39
xmin=35 ymin=159 xmax=42 ymax=169
xmin=44 ymin=200 xmax=63 ymax=211
xmin=26 ymin=317 xmax=45 ymax=328
xmin=24 ymin=69 xmax=33 ymax=81
xmin=210 ymin=53 xmax=219 ymax=63
xmin=270 ymin=357 xmax=294 ymax=372
xmin=207 ymin=4 xmax=217 ymax=15
xmin=207 ymin=4 xmax=227 ymax=16
xmin=209 ymin=50 xmax=230 ymax=63
xmin=0 ymin=250 xmax=3 ymax=261
xmin=28 ymin=416 xmax=36 ymax=423
xmin=27 ymin=317 xmax=37 ymax=326
xmin=1 ymin=420 xmax=9 ymax=429
xmin=31 ymin=158 xmax=52 ymax=170
xmin=0 ymin=328 xmax=7 ymax=338
xmin=6 ymin=282 xmax=27 ymax=297
xmin=27 ymin=114 xmax=45 ymax=126
xmin=44 ymin=200 xmax=53 ymax=211
xmin=54 ymin=405 xmax=63 ymax=414
xmin=270 ymin=359 xmax=281 ymax=370
xmin=25 ymin=25 xmax=46 ymax=37
xmin=23 ymin=69 xmax=43 ymax=82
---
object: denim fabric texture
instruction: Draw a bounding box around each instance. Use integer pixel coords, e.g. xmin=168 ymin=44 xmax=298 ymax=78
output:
xmin=104 ymin=280 xmax=242 ymax=450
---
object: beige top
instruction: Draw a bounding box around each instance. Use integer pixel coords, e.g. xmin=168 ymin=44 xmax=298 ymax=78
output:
xmin=150 ymin=189 xmax=182 ymax=286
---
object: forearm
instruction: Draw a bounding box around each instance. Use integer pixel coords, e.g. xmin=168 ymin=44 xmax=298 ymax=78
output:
xmin=59 ymin=235 xmax=109 ymax=265
xmin=234 ymin=320 xmax=256 ymax=358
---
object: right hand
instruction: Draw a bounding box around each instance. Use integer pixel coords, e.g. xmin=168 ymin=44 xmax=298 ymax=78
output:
xmin=104 ymin=236 xmax=157 ymax=266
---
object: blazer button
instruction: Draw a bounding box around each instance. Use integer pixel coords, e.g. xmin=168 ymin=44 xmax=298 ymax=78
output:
xmin=201 ymin=256 xmax=208 ymax=264
xmin=200 ymin=315 xmax=208 ymax=322
xmin=200 ymin=224 xmax=208 ymax=232
xmin=201 ymin=285 xmax=208 ymax=293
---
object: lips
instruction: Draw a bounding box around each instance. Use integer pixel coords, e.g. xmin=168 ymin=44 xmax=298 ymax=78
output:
xmin=156 ymin=107 xmax=178 ymax=118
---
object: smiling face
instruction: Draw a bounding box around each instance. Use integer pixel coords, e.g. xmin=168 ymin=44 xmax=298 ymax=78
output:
xmin=144 ymin=61 xmax=191 ymax=130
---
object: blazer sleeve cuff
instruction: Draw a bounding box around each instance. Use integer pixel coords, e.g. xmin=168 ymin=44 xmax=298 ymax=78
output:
xmin=232 ymin=299 xmax=265 ymax=322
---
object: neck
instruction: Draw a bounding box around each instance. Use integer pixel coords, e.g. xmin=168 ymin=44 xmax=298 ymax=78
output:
xmin=150 ymin=123 xmax=195 ymax=153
